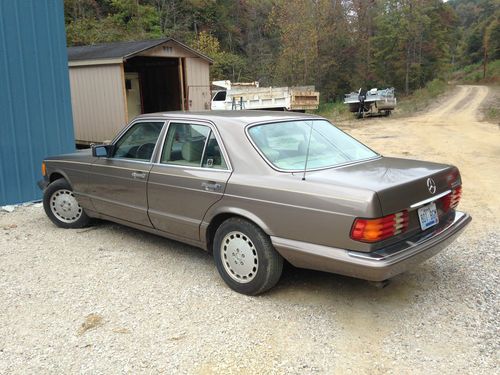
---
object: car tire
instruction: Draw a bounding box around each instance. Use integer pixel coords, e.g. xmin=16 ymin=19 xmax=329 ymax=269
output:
xmin=43 ymin=178 xmax=91 ymax=229
xmin=213 ymin=217 xmax=283 ymax=295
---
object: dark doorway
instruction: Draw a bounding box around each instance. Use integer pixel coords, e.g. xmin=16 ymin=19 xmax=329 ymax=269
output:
xmin=124 ymin=56 xmax=181 ymax=115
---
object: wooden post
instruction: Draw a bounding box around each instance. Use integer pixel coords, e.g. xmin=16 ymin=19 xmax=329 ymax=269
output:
xmin=179 ymin=58 xmax=185 ymax=111
xmin=120 ymin=63 xmax=129 ymax=123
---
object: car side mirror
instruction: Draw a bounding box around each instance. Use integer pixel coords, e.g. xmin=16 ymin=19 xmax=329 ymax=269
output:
xmin=92 ymin=144 xmax=113 ymax=158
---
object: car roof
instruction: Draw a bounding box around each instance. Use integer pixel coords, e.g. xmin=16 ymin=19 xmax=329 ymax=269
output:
xmin=134 ymin=110 xmax=324 ymax=127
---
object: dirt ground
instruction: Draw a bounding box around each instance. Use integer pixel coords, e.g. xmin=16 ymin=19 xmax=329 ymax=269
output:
xmin=339 ymin=84 xmax=500 ymax=236
xmin=0 ymin=85 xmax=498 ymax=374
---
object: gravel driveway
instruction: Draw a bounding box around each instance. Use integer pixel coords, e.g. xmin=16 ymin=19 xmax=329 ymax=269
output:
xmin=1 ymin=85 xmax=498 ymax=374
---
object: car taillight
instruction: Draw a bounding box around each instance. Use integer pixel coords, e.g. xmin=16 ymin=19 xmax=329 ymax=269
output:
xmin=442 ymin=186 xmax=462 ymax=211
xmin=447 ymin=169 xmax=461 ymax=189
xmin=350 ymin=211 xmax=409 ymax=243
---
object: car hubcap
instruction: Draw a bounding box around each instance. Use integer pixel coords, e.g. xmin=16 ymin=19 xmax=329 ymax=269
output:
xmin=50 ymin=189 xmax=82 ymax=223
xmin=221 ymin=231 xmax=258 ymax=283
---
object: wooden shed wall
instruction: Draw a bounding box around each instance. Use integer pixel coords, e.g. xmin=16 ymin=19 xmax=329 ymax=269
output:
xmin=69 ymin=64 xmax=126 ymax=143
xmin=185 ymin=57 xmax=211 ymax=111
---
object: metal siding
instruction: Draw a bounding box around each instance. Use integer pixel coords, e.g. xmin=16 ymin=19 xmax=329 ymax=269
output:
xmin=0 ymin=0 xmax=75 ymax=205
xmin=185 ymin=58 xmax=211 ymax=111
xmin=69 ymin=64 xmax=126 ymax=143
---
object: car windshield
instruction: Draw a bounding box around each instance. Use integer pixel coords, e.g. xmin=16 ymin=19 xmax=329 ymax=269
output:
xmin=248 ymin=120 xmax=377 ymax=171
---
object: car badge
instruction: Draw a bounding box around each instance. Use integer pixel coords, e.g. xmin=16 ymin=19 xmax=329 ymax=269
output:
xmin=427 ymin=178 xmax=437 ymax=195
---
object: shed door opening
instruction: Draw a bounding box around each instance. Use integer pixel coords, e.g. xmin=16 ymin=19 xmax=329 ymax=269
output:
xmin=124 ymin=57 xmax=181 ymax=119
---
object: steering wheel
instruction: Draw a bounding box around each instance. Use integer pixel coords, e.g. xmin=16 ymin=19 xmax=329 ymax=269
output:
xmin=135 ymin=143 xmax=155 ymax=160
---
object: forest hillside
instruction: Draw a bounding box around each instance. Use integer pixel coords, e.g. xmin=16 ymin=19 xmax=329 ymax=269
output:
xmin=64 ymin=0 xmax=500 ymax=99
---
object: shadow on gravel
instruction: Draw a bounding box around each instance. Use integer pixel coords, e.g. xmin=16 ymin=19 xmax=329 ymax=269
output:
xmin=90 ymin=220 xmax=433 ymax=307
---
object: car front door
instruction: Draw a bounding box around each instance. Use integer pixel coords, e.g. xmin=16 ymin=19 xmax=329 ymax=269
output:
xmin=89 ymin=120 xmax=165 ymax=227
xmin=147 ymin=121 xmax=232 ymax=240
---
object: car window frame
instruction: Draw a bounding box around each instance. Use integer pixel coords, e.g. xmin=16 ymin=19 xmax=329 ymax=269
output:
xmin=245 ymin=118 xmax=381 ymax=173
xmin=105 ymin=119 xmax=168 ymax=164
xmin=154 ymin=119 xmax=232 ymax=172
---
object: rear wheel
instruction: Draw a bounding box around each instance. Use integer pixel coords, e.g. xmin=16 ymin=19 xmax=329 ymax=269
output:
xmin=213 ymin=218 xmax=283 ymax=295
xmin=43 ymin=179 xmax=90 ymax=228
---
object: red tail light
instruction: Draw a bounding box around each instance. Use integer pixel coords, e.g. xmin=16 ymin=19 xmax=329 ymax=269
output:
xmin=350 ymin=211 xmax=409 ymax=243
xmin=442 ymin=186 xmax=462 ymax=211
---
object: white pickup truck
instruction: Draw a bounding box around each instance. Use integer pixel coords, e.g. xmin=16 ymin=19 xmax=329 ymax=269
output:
xmin=211 ymin=80 xmax=319 ymax=112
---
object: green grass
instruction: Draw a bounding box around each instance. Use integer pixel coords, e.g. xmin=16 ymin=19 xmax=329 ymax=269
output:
xmin=396 ymin=79 xmax=449 ymax=115
xmin=313 ymin=101 xmax=351 ymax=122
xmin=451 ymin=59 xmax=500 ymax=84
xmin=484 ymin=107 xmax=500 ymax=123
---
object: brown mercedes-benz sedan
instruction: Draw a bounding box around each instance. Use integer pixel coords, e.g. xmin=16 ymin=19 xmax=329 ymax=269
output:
xmin=38 ymin=111 xmax=471 ymax=295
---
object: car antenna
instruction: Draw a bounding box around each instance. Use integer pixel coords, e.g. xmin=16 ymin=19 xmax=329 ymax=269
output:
xmin=302 ymin=121 xmax=314 ymax=181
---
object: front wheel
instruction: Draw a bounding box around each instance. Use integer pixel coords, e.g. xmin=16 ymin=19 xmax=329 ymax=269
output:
xmin=43 ymin=179 xmax=91 ymax=229
xmin=213 ymin=218 xmax=283 ymax=295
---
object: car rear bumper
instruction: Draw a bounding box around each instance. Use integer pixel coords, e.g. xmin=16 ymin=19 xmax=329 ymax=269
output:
xmin=271 ymin=211 xmax=471 ymax=281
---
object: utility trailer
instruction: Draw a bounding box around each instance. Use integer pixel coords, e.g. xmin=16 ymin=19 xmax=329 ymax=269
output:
xmin=211 ymin=80 xmax=319 ymax=112
xmin=344 ymin=87 xmax=397 ymax=118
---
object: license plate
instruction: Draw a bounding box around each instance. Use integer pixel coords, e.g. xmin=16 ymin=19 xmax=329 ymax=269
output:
xmin=418 ymin=202 xmax=439 ymax=230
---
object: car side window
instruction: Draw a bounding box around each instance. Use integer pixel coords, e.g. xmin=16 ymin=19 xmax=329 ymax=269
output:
xmin=113 ymin=122 xmax=164 ymax=161
xmin=161 ymin=123 xmax=228 ymax=169
xmin=202 ymin=131 xmax=228 ymax=169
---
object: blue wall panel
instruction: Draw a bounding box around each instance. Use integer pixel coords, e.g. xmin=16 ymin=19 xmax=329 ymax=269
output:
xmin=0 ymin=0 xmax=74 ymax=205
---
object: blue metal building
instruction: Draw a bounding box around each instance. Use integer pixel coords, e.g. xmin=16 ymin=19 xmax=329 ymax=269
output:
xmin=0 ymin=0 xmax=74 ymax=205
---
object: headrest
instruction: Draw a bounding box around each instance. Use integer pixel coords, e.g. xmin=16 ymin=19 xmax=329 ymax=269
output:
xmin=182 ymin=140 xmax=204 ymax=162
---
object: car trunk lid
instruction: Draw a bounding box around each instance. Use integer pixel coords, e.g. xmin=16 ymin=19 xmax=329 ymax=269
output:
xmin=307 ymin=157 xmax=457 ymax=216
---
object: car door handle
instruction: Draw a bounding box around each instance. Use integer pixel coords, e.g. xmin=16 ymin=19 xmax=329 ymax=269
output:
xmin=131 ymin=171 xmax=147 ymax=179
xmin=201 ymin=181 xmax=222 ymax=191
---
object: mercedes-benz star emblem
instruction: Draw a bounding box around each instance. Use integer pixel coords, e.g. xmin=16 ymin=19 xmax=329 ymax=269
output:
xmin=427 ymin=177 xmax=437 ymax=194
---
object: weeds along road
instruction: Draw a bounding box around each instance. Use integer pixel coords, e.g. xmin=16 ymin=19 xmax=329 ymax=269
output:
xmin=0 ymin=85 xmax=498 ymax=374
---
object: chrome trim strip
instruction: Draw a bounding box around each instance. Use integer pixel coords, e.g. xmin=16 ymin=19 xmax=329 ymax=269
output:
xmin=153 ymin=120 xmax=172 ymax=164
xmin=97 ymin=159 xmax=153 ymax=166
xmin=150 ymin=163 xmax=231 ymax=173
xmin=410 ymin=190 xmax=451 ymax=208
xmin=48 ymin=160 xmax=91 ymax=166
xmin=199 ymin=130 xmax=210 ymax=167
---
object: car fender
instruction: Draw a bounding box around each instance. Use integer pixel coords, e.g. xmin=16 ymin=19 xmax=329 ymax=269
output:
xmin=48 ymin=167 xmax=74 ymax=189
xmin=201 ymin=203 xmax=274 ymax=244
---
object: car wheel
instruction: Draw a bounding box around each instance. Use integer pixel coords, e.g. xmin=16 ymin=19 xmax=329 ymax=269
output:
xmin=213 ymin=217 xmax=283 ymax=295
xmin=43 ymin=178 xmax=90 ymax=229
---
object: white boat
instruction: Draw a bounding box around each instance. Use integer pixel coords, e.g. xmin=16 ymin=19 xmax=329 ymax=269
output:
xmin=344 ymin=88 xmax=397 ymax=118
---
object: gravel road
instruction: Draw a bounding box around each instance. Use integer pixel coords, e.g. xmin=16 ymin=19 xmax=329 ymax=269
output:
xmin=1 ymin=85 xmax=498 ymax=374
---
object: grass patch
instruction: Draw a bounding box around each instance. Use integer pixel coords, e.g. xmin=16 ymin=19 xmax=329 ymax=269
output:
xmin=484 ymin=107 xmax=500 ymax=123
xmin=451 ymin=59 xmax=500 ymax=84
xmin=396 ymin=79 xmax=450 ymax=115
xmin=313 ymin=101 xmax=350 ymax=122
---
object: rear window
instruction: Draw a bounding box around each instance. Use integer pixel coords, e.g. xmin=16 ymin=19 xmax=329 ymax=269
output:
xmin=247 ymin=120 xmax=377 ymax=171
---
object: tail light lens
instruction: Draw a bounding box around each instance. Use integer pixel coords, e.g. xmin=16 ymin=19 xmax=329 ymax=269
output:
xmin=442 ymin=186 xmax=462 ymax=211
xmin=350 ymin=211 xmax=409 ymax=243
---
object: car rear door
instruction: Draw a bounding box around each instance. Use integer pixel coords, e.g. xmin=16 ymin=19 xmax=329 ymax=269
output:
xmin=147 ymin=120 xmax=232 ymax=240
xmin=88 ymin=120 xmax=166 ymax=227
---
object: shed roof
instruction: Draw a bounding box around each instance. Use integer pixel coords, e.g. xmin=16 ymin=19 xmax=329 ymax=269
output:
xmin=67 ymin=38 xmax=212 ymax=63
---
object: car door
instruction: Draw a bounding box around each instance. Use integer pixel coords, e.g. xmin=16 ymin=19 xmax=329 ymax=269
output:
xmin=147 ymin=121 xmax=232 ymax=240
xmin=89 ymin=120 xmax=165 ymax=227
xmin=211 ymin=90 xmax=227 ymax=110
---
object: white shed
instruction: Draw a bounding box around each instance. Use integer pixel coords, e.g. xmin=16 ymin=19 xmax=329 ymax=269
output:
xmin=68 ymin=38 xmax=213 ymax=144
